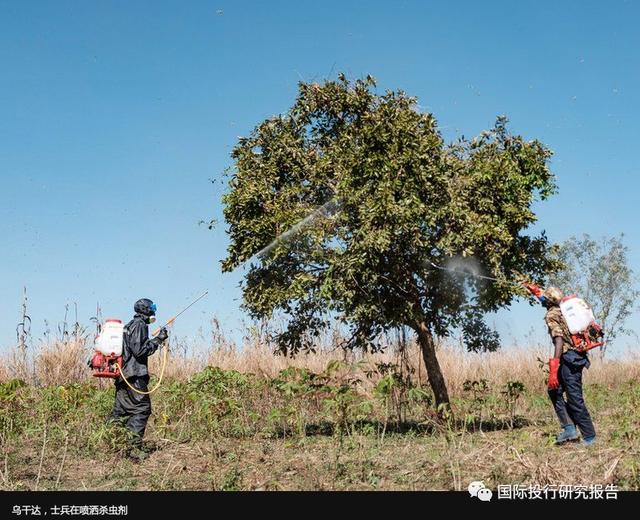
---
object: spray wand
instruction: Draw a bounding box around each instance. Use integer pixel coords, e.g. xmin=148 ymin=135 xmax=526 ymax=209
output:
xmin=150 ymin=290 xmax=209 ymax=337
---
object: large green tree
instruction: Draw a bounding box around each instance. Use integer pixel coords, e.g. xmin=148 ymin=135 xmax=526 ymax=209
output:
xmin=222 ymin=75 xmax=559 ymax=412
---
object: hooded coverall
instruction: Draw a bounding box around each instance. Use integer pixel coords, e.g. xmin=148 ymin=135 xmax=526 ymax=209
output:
xmin=110 ymin=313 xmax=162 ymax=442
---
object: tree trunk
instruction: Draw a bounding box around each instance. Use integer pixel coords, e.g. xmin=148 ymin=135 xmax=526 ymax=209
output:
xmin=413 ymin=320 xmax=451 ymax=417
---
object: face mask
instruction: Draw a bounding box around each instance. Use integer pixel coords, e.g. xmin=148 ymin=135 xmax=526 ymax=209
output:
xmin=148 ymin=316 xmax=157 ymax=324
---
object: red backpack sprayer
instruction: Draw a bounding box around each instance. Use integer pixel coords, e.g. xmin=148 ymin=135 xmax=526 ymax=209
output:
xmin=89 ymin=291 xmax=209 ymax=394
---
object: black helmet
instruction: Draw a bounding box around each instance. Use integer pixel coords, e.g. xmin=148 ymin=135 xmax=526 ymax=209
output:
xmin=134 ymin=298 xmax=156 ymax=317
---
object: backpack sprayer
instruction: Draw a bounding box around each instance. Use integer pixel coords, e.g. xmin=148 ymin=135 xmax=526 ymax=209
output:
xmin=90 ymin=291 xmax=209 ymax=394
xmin=561 ymin=296 xmax=604 ymax=352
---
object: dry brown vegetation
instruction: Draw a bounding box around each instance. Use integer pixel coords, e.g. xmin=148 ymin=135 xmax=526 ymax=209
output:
xmin=2 ymin=326 xmax=640 ymax=491
xmin=4 ymin=331 xmax=639 ymax=396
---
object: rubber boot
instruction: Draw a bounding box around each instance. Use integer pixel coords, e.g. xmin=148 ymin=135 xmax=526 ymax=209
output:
xmin=555 ymin=424 xmax=579 ymax=444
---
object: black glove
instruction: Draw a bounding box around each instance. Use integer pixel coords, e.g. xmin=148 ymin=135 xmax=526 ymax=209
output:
xmin=156 ymin=327 xmax=169 ymax=343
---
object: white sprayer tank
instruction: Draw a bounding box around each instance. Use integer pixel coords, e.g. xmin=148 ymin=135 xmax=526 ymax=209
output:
xmin=560 ymin=296 xmax=595 ymax=334
xmin=95 ymin=319 xmax=124 ymax=356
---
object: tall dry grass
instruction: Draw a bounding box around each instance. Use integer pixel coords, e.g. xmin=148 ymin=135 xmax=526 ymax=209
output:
xmin=3 ymin=338 xmax=90 ymax=387
xmin=2 ymin=326 xmax=638 ymax=398
xmin=203 ymin=341 xmax=640 ymax=394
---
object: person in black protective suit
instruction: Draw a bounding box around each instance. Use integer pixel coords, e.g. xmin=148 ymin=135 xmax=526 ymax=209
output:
xmin=110 ymin=298 xmax=168 ymax=460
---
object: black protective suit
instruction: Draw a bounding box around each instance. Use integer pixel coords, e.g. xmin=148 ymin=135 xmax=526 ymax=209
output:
xmin=110 ymin=299 xmax=165 ymax=442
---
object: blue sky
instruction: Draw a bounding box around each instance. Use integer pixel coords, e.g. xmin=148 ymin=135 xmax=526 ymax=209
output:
xmin=1 ymin=0 xmax=639 ymax=352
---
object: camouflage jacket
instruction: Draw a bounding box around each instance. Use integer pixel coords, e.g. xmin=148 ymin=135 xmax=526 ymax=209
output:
xmin=544 ymin=306 xmax=574 ymax=353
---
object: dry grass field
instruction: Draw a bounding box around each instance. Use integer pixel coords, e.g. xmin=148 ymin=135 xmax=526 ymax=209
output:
xmin=2 ymin=328 xmax=639 ymax=491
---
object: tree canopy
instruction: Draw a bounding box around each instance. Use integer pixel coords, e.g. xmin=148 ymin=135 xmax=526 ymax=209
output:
xmin=222 ymin=75 xmax=560 ymax=408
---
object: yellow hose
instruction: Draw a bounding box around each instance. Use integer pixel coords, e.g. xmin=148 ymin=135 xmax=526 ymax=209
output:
xmin=114 ymin=343 xmax=169 ymax=395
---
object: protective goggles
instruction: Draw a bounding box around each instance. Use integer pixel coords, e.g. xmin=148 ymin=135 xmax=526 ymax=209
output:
xmin=150 ymin=303 xmax=157 ymax=314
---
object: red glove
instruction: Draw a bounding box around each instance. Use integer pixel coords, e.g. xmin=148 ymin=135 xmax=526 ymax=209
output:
xmin=548 ymin=358 xmax=560 ymax=390
xmin=523 ymin=282 xmax=543 ymax=299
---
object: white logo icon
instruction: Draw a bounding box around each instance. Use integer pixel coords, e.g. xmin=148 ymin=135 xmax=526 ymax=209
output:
xmin=468 ymin=481 xmax=493 ymax=502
